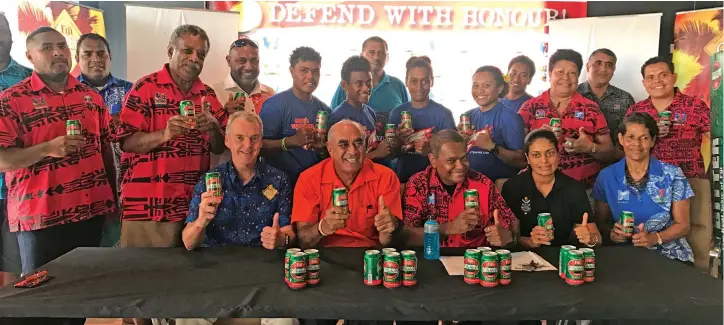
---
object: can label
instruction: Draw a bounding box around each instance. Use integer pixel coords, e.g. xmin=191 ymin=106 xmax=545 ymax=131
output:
xmin=284 ymin=248 xmax=301 ymax=284
xmin=460 ymin=114 xmax=472 ymax=132
xmin=384 ymin=124 xmax=396 ymax=143
xmin=179 ymin=100 xmax=196 ymax=128
xmin=401 ymin=250 xmax=417 ymax=286
xmin=315 ymin=111 xmax=328 ymax=133
xmin=537 ymin=213 xmax=554 ymax=237
xmin=580 ymin=248 xmax=595 ymax=283
xmin=463 ymin=249 xmax=481 ymax=284
xmin=66 ymin=120 xmax=82 ymax=136
xmin=496 ymin=249 xmax=512 ymax=285
xmin=383 ymin=252 xmax=401 ymax=288
xmin=464 ymin=189 xmax=479 ymax=209
xmin=205 ymin=172 xmax=222 ymax=197
xmin=363 ymin=250 xmax=382 ymax=286
xmin=559 ymin=245 xmax=576 ymax=279
xmin=400 ymin=111 xmax=413 ymax=129
xmin=620 ymin=211 xmax=635 ymax=234
xmin=304 ymin=249 xmax=320 ymax=285
xmin=480 ymin=252 xmax=499 ymax=287
xmin=332 ymin=188 xmax=348 ymax=208
xmin=565 ymin=250 xmax=584 ymax=286
xmin=288 ymin=252 xmax=307 ymax=289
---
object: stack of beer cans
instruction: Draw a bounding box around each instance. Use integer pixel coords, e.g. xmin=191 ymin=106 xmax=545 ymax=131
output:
xmin=463 ymin=247 xmax=512 ymax=287
xmin=284 ymin=248 xmax=320 ymax=289
xmin=559 ymin=246 xmax=595 ymax=285
xmin=364 ymin=248 xmax=417 ymax=288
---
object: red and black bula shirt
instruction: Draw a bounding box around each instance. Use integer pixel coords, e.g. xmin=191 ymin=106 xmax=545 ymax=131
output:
xmin=518 ymin=91 xmax=610 ymax=189
xmin=625 ymin=89 xmax=710 ymax=179
xmin=0 ymin=72 xmax=116 ymax=232
xmin=117 ymin=65 xmax=228 ymax=222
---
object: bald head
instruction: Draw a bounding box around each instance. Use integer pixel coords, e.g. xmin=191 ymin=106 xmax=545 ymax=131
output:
xmin=328 ymin=119 xmax=366 ymax=142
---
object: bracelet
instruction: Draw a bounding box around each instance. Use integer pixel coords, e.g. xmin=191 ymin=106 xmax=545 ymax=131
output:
xmin=656 ymin=232 xmax=663 ymax=245
xmin=587 ymin=234 xmax=599 ymax=247
xmin=318 ymin=220 xmax=329 ymax=237
xmin=281 ymin=137 xmax=288 ymax=151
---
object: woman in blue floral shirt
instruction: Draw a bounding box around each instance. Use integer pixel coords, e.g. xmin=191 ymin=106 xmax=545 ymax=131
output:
xmin=593 ymin=112 xmax=694 ymax=264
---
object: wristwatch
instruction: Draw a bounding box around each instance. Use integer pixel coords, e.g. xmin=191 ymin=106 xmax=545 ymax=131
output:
xmin=490 ymin=143 xmax=500 ymax=155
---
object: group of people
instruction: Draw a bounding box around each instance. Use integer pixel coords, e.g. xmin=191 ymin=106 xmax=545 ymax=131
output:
xmin=0 ymin=18 xmax=709 ymax=325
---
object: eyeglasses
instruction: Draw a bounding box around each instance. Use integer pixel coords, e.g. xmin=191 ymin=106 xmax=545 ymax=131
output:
xmin=230 ymin=38 xmax=259 ymax=50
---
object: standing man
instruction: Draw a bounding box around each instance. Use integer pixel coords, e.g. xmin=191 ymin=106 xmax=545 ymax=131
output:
xmin=626 ymin=56 xmax=711 ymax=179
xmin=0 ymin=27 xmax=116 ymax=325
xmin=259 ymin=46 xmax=331 ymax=187
xmin=578 ymin=49 xmax=635 ymax=145
xmin=76 ymin=32 xmax=133 ymax=248
xmin=0 ymin=12 xmax=31 ymax=282
xmin=501 ymin=55 xmax=535 ymax=112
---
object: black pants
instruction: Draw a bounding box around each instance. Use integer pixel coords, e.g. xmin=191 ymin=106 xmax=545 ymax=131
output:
xmin=0 ymin=199 xmax=21 ymax=274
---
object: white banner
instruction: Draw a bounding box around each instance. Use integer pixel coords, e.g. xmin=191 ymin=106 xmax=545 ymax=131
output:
xmin=548 ymin=13 xmax=662 ymax=102
xmin=125 ymin=5 xmax=238 ymax=84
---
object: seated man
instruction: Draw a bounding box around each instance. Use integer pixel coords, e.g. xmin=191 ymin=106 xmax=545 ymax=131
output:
xmin=293 ymin=119 xmax=403 ymax=248
xmin=180 ymin=111 xmax=297 ymax=325
xmin=403 ymin=130 xmax=518 ymax=248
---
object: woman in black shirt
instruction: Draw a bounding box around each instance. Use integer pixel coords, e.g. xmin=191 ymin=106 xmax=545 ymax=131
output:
xmin=502 ymin=129 xmax=601 ymax=247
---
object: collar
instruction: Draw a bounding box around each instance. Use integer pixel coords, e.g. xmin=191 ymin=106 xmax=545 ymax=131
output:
xmin=30 ymin=71 xmax=80 ymax=92
xmin=643 ymin=87 xmax=683 ymax=107
xmin=78 ymin=73 xmax=124 ymax=89
xmin=580 ymin=82 xmax=617 ymax=99
xmin=614 ymin=157 xmax=663 ymax=183
xmin=379 ymin=71 xmax=391 ymax=85
xmin=226 ymin=160 xmax=264 ymax=186
xmin=0 ymin=58 xmax=23 ymax=74
xmin=157 ymin=64 xmax=206 ymax=95
xmin=522 ymin=168 xmax=566 ymax=191
xmin=320 ymin=158 xmax=380 ymax=191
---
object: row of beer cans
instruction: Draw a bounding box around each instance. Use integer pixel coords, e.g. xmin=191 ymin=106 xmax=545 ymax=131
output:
xmin=285 ymin=248 xmax=320 ymax=289
xmin=559 ymin=246 xmax=595 ymax=285
xmin=364 ymin=248 xmax=417 ymax=288
xmin=463 ymin=247 xmax=511 ymax=287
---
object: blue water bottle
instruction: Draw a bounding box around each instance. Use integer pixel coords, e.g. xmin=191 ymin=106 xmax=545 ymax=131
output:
xmin=424 ymin=218 xmax=440 ymax=260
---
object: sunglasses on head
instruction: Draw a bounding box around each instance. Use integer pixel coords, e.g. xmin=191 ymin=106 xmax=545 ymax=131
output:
xmin=230 ymin=38 xmax=259 ymax=49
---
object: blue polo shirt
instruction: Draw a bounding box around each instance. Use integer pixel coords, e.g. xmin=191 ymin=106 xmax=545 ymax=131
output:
xmin=466 ymin=102 xmax=525 ymax=181
xmin=330 ymin=72 xmax=408 ymax=115
xmin=592 ymin=157 xmax=695 ymax=262
xmin=0 ymin=58 xmax=32 ymax=200
xmin=186 ymin=161 xmax=291 ymax=248
xmin=329 ymin=102 xmax=393 ymax=168
xmin=389 ymin=100 xmax=456 ymax=183
xmin=78 ymin=74 xmax=134 ymax=115
xmin=259 ymin=89 xmax=331 ymax=186
xmin=500 ymin=93 xmax=533 ymax=112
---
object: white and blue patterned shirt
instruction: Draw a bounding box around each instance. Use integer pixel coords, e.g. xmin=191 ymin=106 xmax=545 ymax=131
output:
xmin=78 ymin=74 xmax=133 ymax=115
xmin=593 ymin=157 xmax=695 ymax=262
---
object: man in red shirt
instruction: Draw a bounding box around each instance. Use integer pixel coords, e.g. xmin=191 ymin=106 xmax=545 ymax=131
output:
xmin=0 ymin=26 xmax=115 ymax=325
xmin=403 ymin=130 xmax=518 ymax=248
xmin=117 ymin=24 xmax=227 ymax=250
xmin=293 ymin=119 xmax=403 ymax=248
xmin=625 ymin=56 xmax=711 ymax=179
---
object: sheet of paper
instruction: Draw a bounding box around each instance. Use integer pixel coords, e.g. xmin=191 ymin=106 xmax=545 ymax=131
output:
xmin=439 ymin=251 xmax=557 ymax=276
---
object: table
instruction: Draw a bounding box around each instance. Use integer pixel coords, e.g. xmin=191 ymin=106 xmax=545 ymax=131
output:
xmin=0 ymin=246 xmax=720 ymax=323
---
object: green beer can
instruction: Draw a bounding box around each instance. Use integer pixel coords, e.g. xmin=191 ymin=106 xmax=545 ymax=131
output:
xmin=495 ymin=249 xmax=512 ymax=285
xmin=205 ymin=172 xmax=222 ymax=198
xmin=476 ymin=246 xmax=492 ymax=253
xmin=234 ymin=92 xmax=246 ymax=101
xmin=537 ymin=213 xmax=554 ymax=239
xmin=284 ymin=248 xmax=301 ymax=284
xmin=658 ymin=111 xmax=672 ymax=126
xmin=315 ymin=111 xmax=329 ymax=134
xmin=401 ymin=250 xmax=417 ymax=287
xmin=400 ymin=111 xmax=412 ymax=129
xmin=463 ymin=249 xmax=481 ymax=284
xmin=464 ymin=189 xmax=479 ymax=209
xmin=66 ymin=120 xmax=82 ymax=136
xmin=480 ymin=251 xmax=499 ymax=287
xmin=620 ymin=211 xmax=635 ymax=234
xmin=179 ymin=100 xmax=196 ymax=128
xmin=565 ymin=250 xmax=584 ymax=286
xmin=383 ymin=251 xmax=402 ymax=288
xmin=332 ymin=188 xmax=348 ymax=209
xmin=382 ymin=248 xmax=397 ymax=255
xmin=363 ymin=250 xmax=382 ymax=286
xmin=460 ymin=113 xmax=472 ymax=132
xmin=559 ymin=245 xmax=576 ymax=279
xmin=580 ymin=248 xmax=595 ymax=283
xmin=287 ymin=252 xmax=307 ymax=289
xmin=384 ymin=124 xmax=397 ymax=143
xmin=304 ymin=249 xmax=320 ymax=285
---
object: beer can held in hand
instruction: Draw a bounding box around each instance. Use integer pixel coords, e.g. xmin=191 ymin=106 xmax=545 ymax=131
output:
xmin=464 ymin=189 xmax=479 ymax=209
xmin=332 ymin=188 xmax=348 ymax=209
xmin=66 ymin=120 xmax=82 ymax=136
xmin=315 ymin=111 xmax=328 ymax=134
xmin=460 ymin=113 xmax=472 ymax=132
xmin=537 ymin=213 xmax=554 ymax=239
xmin=400 ymin=111 xmax=413 ymax=129
xmin=385 ymin=124 xmax=396 ymax=143
xmin=620 ymin=211 xmax=635 ymax=234
xmin=205 ymin=172 xmax=222 ymax=198
xmin=179 ymin=100 xmax=196 ymax=128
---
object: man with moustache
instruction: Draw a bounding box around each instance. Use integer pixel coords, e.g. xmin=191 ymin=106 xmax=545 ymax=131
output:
xmin=76 ymin=33 xmax=133 ymax=247
xmin=403 ymin=130 xmax=518 ymax=248
xmin=259 ymin=46 xmax=331 ymax=186
xmin=578 ymin=49 xmax=635 ymax=145
xmin=501 ymin=55 xmax=535 ymax=112
xmin=0 ymin=12 xmax=31 ymax=282
xmin=626 ymin=56 xmax=710 ymax=179
xmin=0 ymin=27 xmax=116 ymax=325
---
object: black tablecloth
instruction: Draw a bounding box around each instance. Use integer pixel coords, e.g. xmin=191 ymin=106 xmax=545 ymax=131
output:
xmin=0 ymin=246 xmax=720 ymax=323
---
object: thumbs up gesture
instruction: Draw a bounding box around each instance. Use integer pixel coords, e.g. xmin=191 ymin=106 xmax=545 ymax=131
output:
xmin=484 ymin=209 xmax=512 ymax=247
xmin=564 ymin=127 xmax=594 ymax=154
xmin=196 ymin=96 xmax=220 ymax=132
xmin=574 ymin=212 xmax=597 ymax=246
xmin=374 ymin=196 xmax=398 ymax=234
xmin=632 ymin=223 xmax=655 ymax=247
xmin=261 ymin=213 xmax=285 ymax=250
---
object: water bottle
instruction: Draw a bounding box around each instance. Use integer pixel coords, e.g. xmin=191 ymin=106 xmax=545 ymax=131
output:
xmin=424 ymin=218 xmax=440 ymax=260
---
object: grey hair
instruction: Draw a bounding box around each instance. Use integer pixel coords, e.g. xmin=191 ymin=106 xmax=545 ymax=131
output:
xmin=430 ymin=129 xmax=465 ymax=158
xmin=168 ymin=24 xmax=210 ymax=51
xmin=226 ymin=110 xmax=263 ymax=134
xmin=328 ymin=119 xmax=365 ymax=142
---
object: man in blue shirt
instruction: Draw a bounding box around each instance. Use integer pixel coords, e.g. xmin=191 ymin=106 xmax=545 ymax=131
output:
xmin=0 ymin=12 xmax=31 ymax=279
xmin=500 ymin=55 xmax=535 ymax=112
xmin=76 ymin=33 xmax=133 ymax=248
xmin=329 ymin=55 xmax=394 ymax=166
xmin=330 ymin=36 xmax=408 ymax=120
xmin=182 ymin=111 xmax=296 ymax=325
xmin=259 ymin=47 xmax=331 ymax=186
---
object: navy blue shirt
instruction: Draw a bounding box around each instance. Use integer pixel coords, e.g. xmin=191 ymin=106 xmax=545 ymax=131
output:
xmin=330 ymin=72 xmax=409 ymax=115
xmin=0 ymin=59 xmax=32 ymax=200
xmin=186 ymin=161 xmax=292 ymax=248
xmin=329 ymin=102 xmax=393 ymax=168
xmin=259 ymin=89 xmax=331 ymax=185
xmin=500 ymin=93 xmax=533 ymax=112
xmin=389 ymin=100 xmax=456 ymax=182
xmin=78 ymin=74 xmax=134 ymax=115
xmin=466 ymin=102 xmax=525 ymax=181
